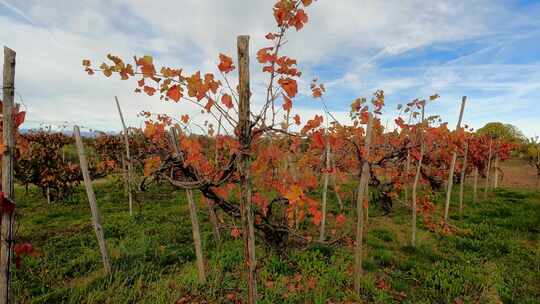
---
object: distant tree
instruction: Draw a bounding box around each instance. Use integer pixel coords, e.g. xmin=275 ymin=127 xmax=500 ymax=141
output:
xmin=476 ymin=122 xmax=525 ymax=143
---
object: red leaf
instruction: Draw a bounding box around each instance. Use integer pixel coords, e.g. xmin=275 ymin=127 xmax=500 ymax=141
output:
xmin=14 ymin=111 xmax=25 ymax=128
xmin=312 ymin=131 xmax=325 ymax=149
xmin=0 ymin=192 xmax=15 ymax=215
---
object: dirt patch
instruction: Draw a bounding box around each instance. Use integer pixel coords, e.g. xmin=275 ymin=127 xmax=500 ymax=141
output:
xmin=495 ymin=158 xmax=538 ymax=189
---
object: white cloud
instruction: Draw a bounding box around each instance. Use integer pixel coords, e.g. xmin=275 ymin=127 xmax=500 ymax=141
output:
xmin=0 ymin=0 xmax=538 ymax=136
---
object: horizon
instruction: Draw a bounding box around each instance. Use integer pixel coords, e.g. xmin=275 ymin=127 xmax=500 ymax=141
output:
xmin=1 ymin=0 xmax=539 ymax=137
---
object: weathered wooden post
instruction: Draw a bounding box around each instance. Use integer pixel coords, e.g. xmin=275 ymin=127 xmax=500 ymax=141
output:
xmin=484 ymin=137 xmax=493 ymax=199
xmin=404 ymin=150 xmax=411 ymax=203
xmin=473 ymin=167 xmax=479 ymax=203
xmin=459 ymin=142 xmax=469 ymax=217
xmin=205 ymin=197 xmax=221 ymax=244
xmin=0 ymin=46 xmax=16 ymax=304
xmin=74 ymin=126 xmax=111 ymax=274
xmin=493 ymin=147 xmax=500 ymax=188
xmin=237 ymin=35 xmax=257 ymax=303
xmin=115 ymin=97 xmax=133 ymax=216
xmin=443 ymin=96 xmax=467 ymax=223
xmin=319 ymin=137 xmax=330 ymax=242
xmin=354 ymin=112 xmax=373 ymax=295
xmin=411 ymin=102 xmax=426 ymax=247
xmin=169 ymin=129 xmax=206 ymax=283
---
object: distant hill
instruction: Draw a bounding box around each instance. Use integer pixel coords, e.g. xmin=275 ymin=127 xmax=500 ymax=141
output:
xmin=19 ymin=128 xmax=119 ymax=138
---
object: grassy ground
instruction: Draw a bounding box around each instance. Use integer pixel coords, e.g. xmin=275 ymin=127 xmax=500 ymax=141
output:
xmin=12 ymin=177 xmax=540 ymax=303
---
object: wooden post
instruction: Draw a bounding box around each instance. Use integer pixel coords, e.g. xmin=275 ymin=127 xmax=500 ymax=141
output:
xmin=121 ymin=154 xmax=128 ymax=197
xmin=536 ymin=147 xmax=540 ymax=188
xmin=319 ymin=138 xmax=330 ymax=241
xmin=354 ymin=113 xmax=373 ymax=295
xmin=364 ymin=182 xmax=370 ymax=226
xmin=0 ymin=46 xmax=16 ymax=304
xmin=205 ymin=197 xmax=221 ymax=244
xmin=404 ymin=150 xmax=411 ymax=203
xmin=443 ymin=96 xmax=467 ymax=224
xmin=115 ymin=97 xmax=133 ymax=216
xmin=411 ymin=103 xmax=425 ymax=247
xmin=186 ymin=190 xmax=206 ymax=283
xmin=74 ymin=126 xmax=111 ymax=274
xmin=46 ymin=187 xmax=51 ymax=204
xmin=169 ymin=129 xmax=206 ymax=283
xmin=237 ymin=35 xmax=257 ymax=303
xmin=329 ymin=153 xmax=343 ymax=212
xmin=484 ymin=137 xmax=493 ymax=199
xmin=493 ymin=154 xmax=500 ymax=189
xmin=459 ymin=142 xmax=468 ymax=217
xmin=473 ymin=167 xmax=479 ymax=203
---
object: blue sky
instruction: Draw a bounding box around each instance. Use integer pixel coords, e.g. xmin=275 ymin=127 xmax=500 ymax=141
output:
xmin=0 ymin=0 xmax=539 ymax=137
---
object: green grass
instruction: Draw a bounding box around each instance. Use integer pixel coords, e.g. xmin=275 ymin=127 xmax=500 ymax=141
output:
xmin=12 ymin=179 xmax=540 ymax=303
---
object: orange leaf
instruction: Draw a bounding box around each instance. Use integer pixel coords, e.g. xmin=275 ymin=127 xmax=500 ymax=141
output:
xmin=312 ymin=87 xmax=323 ymax=98
xmin=143 ymin=156 xmax=161 ymax=176
xmin=262 ymin=66 xmax=274 ymax=73
xmin=362 ymin=198 xmax=369 ymax=210
xmin=278 ymin=78 xmax=298 ymax=98
xmin=230 ymin=227 xmax=241 ymax=238
xmin=284 ymin=185 xmax=303 ymax=202
xmin=312 ymin=131 xmax=325 ymax=149
xmin=283 ymin=95 xmax=292 ymax=112
xmin=257 ymin=47 xmax=275 ymax=64
xmin=336 ymin=214 xmax=346 ymax=225
xmin=204 ymin=99 xmax=214 ymax=112
xmin=293 ymin=114 xmax=301 ymax=125
xmin=312 ymin=210 xmax=323 ymax=226
xmin=167 ymin=85 xmax=182 ymax=102
xmin=143 ymin=86 xmax=156 ymax=96
xmin=181 ymin=114 xmax=189 ymax=124
xmin=137 ymin=55 xmax=156 ymax=77
xmin=218 ymin=53 xmax=234 ymax=73
xmin=221 ymin=94 xmax=233 ymax=109
xmin=289 ymin=9 xmax=308 ymax=31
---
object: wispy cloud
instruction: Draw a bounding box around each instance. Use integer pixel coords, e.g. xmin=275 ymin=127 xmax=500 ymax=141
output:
xmin=0 ymin=0 xmax=538 ymax=136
